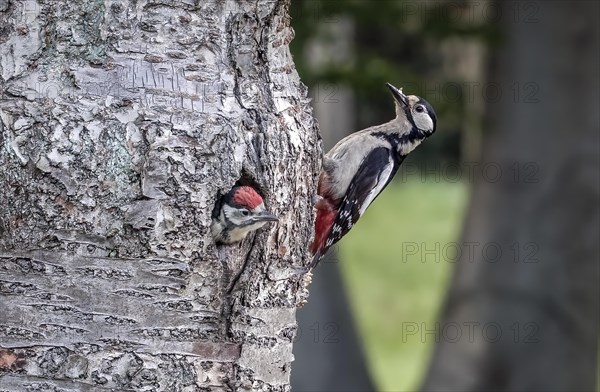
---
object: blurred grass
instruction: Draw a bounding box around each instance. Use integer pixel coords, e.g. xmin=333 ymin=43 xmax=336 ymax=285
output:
xmin=338 ymin=176 xmax=469 ymax=392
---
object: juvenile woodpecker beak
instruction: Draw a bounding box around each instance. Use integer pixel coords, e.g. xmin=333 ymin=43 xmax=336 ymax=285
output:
xmin=253 ymin=211 xmax=279 ymax=223
xmin=386 ymin=82 xmax=408 ymax=107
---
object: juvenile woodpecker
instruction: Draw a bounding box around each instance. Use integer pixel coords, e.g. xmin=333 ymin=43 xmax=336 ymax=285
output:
xmin=211 ymin=186 xmax=278 ymax=244
xmin=310 ymin=83 xmax=437 ymax=267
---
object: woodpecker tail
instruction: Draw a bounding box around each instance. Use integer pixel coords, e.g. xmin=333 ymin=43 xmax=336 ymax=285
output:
xmin=309 ymin=250 xmax=324 ymax=269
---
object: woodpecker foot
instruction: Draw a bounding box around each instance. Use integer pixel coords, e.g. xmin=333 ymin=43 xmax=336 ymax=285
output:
xmin=322 ymin=156 xmax=337 ymax=173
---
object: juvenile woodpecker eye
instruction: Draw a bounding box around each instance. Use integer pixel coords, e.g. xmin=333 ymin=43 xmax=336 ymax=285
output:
xmin=415 ymin=105 xmax=425 ymax=113
xmin=241 ymin=209 xmax=250 ymax=216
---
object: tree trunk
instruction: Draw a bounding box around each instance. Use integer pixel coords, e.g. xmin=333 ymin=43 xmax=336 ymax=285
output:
xmin=422 ymin=1 xmax=599 ymax=391
xmin=0 ymin=0 xmax=319 ymax=390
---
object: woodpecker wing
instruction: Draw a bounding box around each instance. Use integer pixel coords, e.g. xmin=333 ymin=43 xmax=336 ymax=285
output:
xmin=311 ymin=147 xmax=400 ymax=267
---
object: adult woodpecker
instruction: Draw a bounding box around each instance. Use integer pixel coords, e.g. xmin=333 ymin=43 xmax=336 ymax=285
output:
xmin=211 ymin=185 xmax=278 ymax=244
xmin=310 ymin=83 xmax=437 ymax=268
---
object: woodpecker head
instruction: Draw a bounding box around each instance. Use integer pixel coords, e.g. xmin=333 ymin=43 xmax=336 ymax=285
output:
xmin=387 ymin=82 xmax=437 ymax=136
xmin=211 ymin=186 xmax=278 ymax=244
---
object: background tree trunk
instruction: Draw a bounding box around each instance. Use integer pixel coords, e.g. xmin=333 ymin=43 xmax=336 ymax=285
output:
xmin=422 ymin=1 xmax=599 ymax=391
xmin=0 ymin=0 xmax=319 ymax=390
xmin=292 ymin=255 xmax=375 ymax=391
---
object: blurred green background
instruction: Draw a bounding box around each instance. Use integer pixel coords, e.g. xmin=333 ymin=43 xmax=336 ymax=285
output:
xmin=289 ymin=1 xmax=599 ymax=391
xmin=340 ymin=178 xmax=468 ymax=390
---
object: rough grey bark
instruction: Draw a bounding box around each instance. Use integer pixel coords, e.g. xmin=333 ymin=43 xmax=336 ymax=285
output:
xmin=0 ymin=0 xmax=320 ymax=390
xmin=422 ymin=1 xmax=599 ymax=391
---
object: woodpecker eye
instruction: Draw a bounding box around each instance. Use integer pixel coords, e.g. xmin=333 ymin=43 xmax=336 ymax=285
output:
xmin=241 ymin=209 xmax=250 ymax=216
xmin=415 ymin=105 xmax=425 ymax=113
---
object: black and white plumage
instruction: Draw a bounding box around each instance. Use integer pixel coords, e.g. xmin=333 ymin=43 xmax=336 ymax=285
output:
xmin=323 ymin=147 xmax=404 ymax=250
xmin=310 ymin=83 xmax=437 ymax=268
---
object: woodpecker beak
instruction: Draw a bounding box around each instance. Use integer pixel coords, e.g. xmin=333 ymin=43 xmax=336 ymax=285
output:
xmin=253 ymin=211 xmax=279 ymax=223
xmin=386 ymin=82 xmax=408 ymax=107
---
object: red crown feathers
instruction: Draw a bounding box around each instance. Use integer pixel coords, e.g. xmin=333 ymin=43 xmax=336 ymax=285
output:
xmin=231 ymin=186 xmax=263 ymax=210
